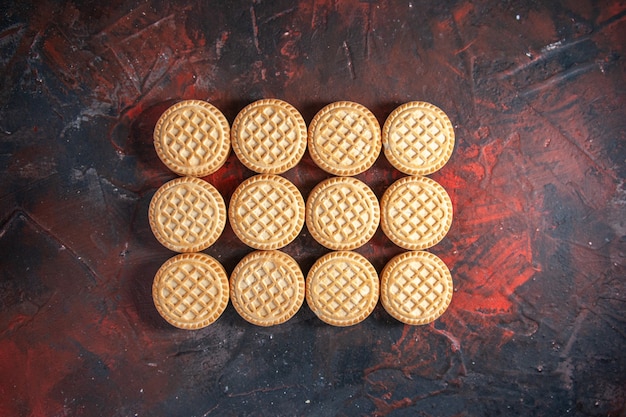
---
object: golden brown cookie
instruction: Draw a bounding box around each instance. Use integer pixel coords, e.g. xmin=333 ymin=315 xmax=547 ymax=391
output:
xmin=230 ymin=250 xmax=305 ymax=326
xmin=306 ymin=251 xmax=379 ymax=326
xmin=380 ymin=251 xmax=453 ymax=325
xmin=229 ymin=174 xmax=305 ymax=250
xmin=231 ymin=99 xmax=307 ymax=174
xmin=152 ymin=253 xmax=229 ymax=329
xmin=382 ymin=101 xmax=454 ymax=175
xmin=306 ymin=177 xmax=380 ymax=250
xmin=380 ymin=176 xmax=452 ymax=250
xmin=149 ymin=176 xmax=226 ymax=252
xmin=154 ymin=100 xmax=230 ymax=176
xmin=308 ymin=101 xmax=381 ymax=176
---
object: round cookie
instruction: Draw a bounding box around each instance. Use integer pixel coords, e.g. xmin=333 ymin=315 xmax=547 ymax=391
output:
xmin=149 ymin=176 xmax=226 ymax=252
xmin=152 ymin=253 xmax=229 ymax=329
xmin=380 ymin=176 xmax=452 ymax=250
xmin=154 ymin=100 xmax=230 ymax=177
xmin=306 ymin=177 xmax=380 ymax=250
xmin=229 ymin=174 xmax=305 ymax=250
xmin=230 ymin=250 xmax=305 ymax=326
xmin=380 ymin=251 xmax=453 ymax=325
xmin=231 ymin=99 xmax=307 ymax=174
xmin=306 ymin=251 xmax=379 ymax=326
xmin=308 ymin=101 xmax=381 ymax=176
xmin=382 ymin=101 xmax=454 ymax=175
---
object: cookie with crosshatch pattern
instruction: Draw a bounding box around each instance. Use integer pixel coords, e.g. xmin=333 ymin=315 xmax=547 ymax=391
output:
xmin=231 ymin=99 xmax=307 ymax=174
xmin=306 ymin=177 xmax=380 ymax=250
xmin=230 ymin=250 xmax=305 ymax=326
xmin=154 ymin=100 xmax=230 ymax=177
xmin=380 ymin=251 xmax=453 ymax=325
xmin=308 ymin=101 xmax=381 ymax=176
xmin=382 ymin=101 xmax=455 ymax=175
xmin=229 ymin=174 xmax=305 ymax=250
xmin=306 ymin=251 xmax=379 ymax=326
xmin=380 ymin=175 xmax=452 ymax=250
xmin=149 ymin=176 xmax=226 ymax=253
xmin=152 ymin=253 xmax=229 ymax=329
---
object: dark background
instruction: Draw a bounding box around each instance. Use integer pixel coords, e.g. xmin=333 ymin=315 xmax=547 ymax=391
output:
xmin=1 ymin=1 xmax=625 ymax=416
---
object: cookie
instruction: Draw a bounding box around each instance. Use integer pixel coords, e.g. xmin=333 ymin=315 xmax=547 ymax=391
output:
xmin=306 ymin=177 xmax=380 ymax=250
xmin=382 ymin=101 xmax=454 ymax=175
xmin=306 ymin=251 xmax=379 ymax=326
xmin=308 ymin=101 xmax=381 ymax=176
xmin=230 ymin=250 xmax=305 ymax=326
xmin=149 ymin=176 xmax=226 ymax=252
xmin=380 ymin=176 xmax=452 ymax=250
xmin=229 ymin=174 xmax=305 ymax=250
xmin=231 ymin=99 xmax=307 ymax=174
xmin=380 ymin=251 xmax=453 ymax=325
xmin=152 ymin=253 xmax=229 ymax=329
xmin=154 ymin=100 xmax=230 ymax=177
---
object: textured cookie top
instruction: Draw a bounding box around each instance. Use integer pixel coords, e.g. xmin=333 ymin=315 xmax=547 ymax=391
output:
xmin=380 ymin=251 xmax=452 ymax=325
xmin=229 ymin=174 xmax=305 ymax=250
xmin=382 ymin=101 xmax=454 ymax=175
xmin=152 ymin=253 xmax=229 ymax=329
xmin=230 ymin=250 xmax=305 ymax=326
xmin=231 ymin=99 xmax=307 ymax=174
xmin=308 ymin=101 xmax=381 ymax=176
xmin=380 ymin=176 xmax=452 ymax=250
xmin=306 ymin=251 xmax=379 ymax=327
xmin=154 ymin=100 xmax=230 ymax=176
xmin=149 ymin=176 xmax=226 ymax=252
xmin=306 ymin=177 xmax=380 ymax=250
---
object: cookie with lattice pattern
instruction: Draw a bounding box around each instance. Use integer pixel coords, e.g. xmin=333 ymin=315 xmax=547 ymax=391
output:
xmin=308 ymin=101 xmax=381 ymax=176
xmin=306 ymin=177 xmax=380 ymax=250
xmin=230 ymin=250 xmax=305 ymax=326
xmin=153 ymin=253 xmax=229 ymax=329
xmin=383 ymin=101 xmax=454 ymax=175
xmin=381 ymin=251 xmax=452 ymax=325
xmin=229 ymin=174 xmax=305 ymax=250
xmin=232 ymin=99 xmax=307 ymax=174
xmin=306 ymin=251 xmax=379 ymax=326
xmin=380 ymin=176 xmax=452 ymax=250
xmin=149 ymin=176 xmax=226 ymax=252
xmin=154 ymin=100 xmax=230 ymax=176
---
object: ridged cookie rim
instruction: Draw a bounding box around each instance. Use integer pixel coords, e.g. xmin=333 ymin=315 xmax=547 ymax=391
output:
xmin=149 ymin=176 xmax=227 ymax=253
xmin=306 ymin=176 xmax=380 ymax=250
xmin=231 ymin=99 xmax=307 ymax=174
xmin=230 ymin=250 xmax=305 ymax=326
xmin=308 ymin=101 xmax=381 ymax=176
xmin=382 ymin=101 xmax=455 ymax=175
xmin=228 ymin=174 xmax=305 ymax=250
xmin=380 ymin=250 xmax=453 ymax=325
xmin=152 ymin=253 xmax=229 ymax=329
xmin=154 ymin=99 xmax=231 ymax=177
xmin=380 ymin=175 xmax=453 ymax=250
xmin=306 ymin=251 xmax=380 ymax=327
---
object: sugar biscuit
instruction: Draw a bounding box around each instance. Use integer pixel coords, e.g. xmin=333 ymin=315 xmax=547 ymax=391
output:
xmin=149 ymin=176 xmax=226 ymax=252
xmin=380 ymin=175 xmax=452 ymax=250
xmin=306 ymin=177 xmax=380 ymax=250
xmin=306 ymin=251 xmax=379 ymax=326
xmin=154 ymin=100 xmax=230 ymax=176
xmin=308 ymin=101 xmax=381 ymax=176
xmin=229 ymin=174 xmax=305 ymax=250
xmin=380 ymin=251 xmax=452 ymax=325
xmin=383 ymin=101 xmax=454 ymax=175
xmin=231 ymin=99 xmax=307 ymax=174
xmin=152 ymin=253 xmax=229 ymax=329
xmin=230 ymin=250 xmax=305 ymax=326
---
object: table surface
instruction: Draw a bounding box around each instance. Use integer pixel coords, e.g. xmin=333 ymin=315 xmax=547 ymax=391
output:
xmin=1 ymin=1 xmax=625 ymax=416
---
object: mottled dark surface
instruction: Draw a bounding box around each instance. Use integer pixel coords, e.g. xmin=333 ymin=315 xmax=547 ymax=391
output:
xmin=1 ymin=1 xmax=625 ymax=416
